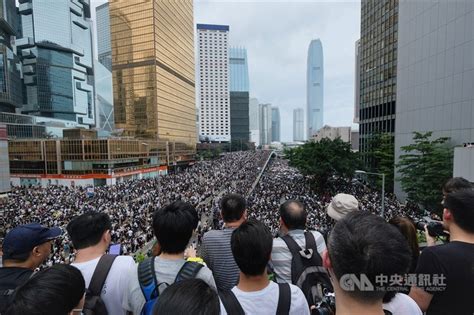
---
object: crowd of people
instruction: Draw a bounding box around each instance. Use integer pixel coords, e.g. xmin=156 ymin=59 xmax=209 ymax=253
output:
xmin=1 ymin=151 xmax=473 ymax=315
xmin=0 ymin=151 xmax=272 ymax=266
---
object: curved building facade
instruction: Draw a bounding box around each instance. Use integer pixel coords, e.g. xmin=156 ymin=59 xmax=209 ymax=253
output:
xmin=306 ymin=39 xmax=324 ymax=139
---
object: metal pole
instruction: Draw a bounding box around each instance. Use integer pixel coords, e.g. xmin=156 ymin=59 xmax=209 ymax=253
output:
xmin=381 ymin=173 xmax=385 ymax=218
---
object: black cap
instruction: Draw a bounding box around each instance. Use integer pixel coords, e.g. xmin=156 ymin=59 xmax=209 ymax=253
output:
xmin=2 ymin=223 xmax=62 ymax=260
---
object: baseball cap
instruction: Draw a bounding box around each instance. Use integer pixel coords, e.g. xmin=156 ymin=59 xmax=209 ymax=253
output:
xmin=2 ymin=223 xmax=62 ymax=260
xmin=326 ymin=193 xmax=359 ymax=221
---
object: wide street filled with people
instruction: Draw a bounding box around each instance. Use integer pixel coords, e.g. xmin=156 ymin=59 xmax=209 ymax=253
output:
xmin=1 ymin=150 xmax=473 ymax=315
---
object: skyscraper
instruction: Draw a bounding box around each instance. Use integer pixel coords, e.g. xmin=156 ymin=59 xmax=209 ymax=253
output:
xmin=259 ymin=103 xmax=272 ymax=146
xmin=197 ymin=24 xmax=230 ymax=142
xmin=110 ymin=0 xmax=196 ymax=146
xmin=271 ymin=106 xmax=280 ymax=142
xmin=293 ymin=108 xmax=305 ymax=142
xmin=18 ymin=0 xmax=95 ymax=126
xmin=229 ymin=47 xmax=249 ymax=142
xmin=94 ymin=60 xmax=114 ymax=132
xmin=307 ymin=39 xmax=324 ymax=138
xmin=249 ymin=97 xmax=260 ymax=146
xmin=394 ymin=0 xmax=474 ymax=195
xmin=96 ymin=2 xmax=112 ymax=71
xmin=359 ymin=0 xmax=398 ymax=163
xmin=0 ymin=0 xmax=22 ymax=114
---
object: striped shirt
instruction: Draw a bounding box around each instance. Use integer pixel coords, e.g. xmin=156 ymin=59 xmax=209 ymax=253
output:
xmin=201 ymin=228 xmax=240 ymax=291
xmin=270 ymin=229 xmax=327 ymax=283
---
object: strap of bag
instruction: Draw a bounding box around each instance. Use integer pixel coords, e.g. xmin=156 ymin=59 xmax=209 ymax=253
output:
xmin=174 ymin=261 xmax=203 ymax=283
xmin=281 ymin=234 xmax=306 ymax=284
xmin=138 ymin=256 xmax=158 ymax=301
xmin=276 ymin=283 xmax=291 ymax=315
xmin=218 ymin=290 xmax=245 ymax=315
xmin=304 ymin=232 xmax=317 ymax=251
xmin=88 ymin=254 xmax=118 ymax=296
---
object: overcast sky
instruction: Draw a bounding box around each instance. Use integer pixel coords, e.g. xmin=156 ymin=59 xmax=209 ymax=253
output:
xmin=91 ymin=0 xmax=361 ymax=142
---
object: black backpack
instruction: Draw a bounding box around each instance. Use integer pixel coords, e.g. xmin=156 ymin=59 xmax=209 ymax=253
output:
xmin=82 ymin=254 xmax=118 ymax=315
xmin=281 ymin=232 xmax=333 ymax=309
xmin=219 ymin=283 xmax=291 ymax=315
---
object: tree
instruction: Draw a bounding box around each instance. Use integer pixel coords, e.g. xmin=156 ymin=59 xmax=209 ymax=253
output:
xmin=367 ymin=133 xmax=395 ymax=193
xmin=396 ymin=132 xmax=453 ymax=212
xmin=286 ymin=138 xmax=363 ymax=192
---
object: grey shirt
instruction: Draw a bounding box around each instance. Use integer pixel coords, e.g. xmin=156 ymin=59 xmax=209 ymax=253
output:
xmin=201 ymin=227 xmax=240 ymax=291
xmin=123 ymin=256 xmax=217 ymax=315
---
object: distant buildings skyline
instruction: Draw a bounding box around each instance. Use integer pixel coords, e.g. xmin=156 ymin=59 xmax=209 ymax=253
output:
xmin=96 ymin=2 xmax=112 ymax=72
xmin=307 ymin=39 xmax=324 ymax=139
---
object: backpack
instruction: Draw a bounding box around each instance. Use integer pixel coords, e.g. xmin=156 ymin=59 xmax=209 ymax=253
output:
xmin=138 ymin=257 xmax=204 ymax=315
xmin=82 ymin=254 xmax=118 ymax=315
xmin=281 ymin=232 xmax=333 ymax=309
xmin=219 ymin=283 xmax=291 ymax=315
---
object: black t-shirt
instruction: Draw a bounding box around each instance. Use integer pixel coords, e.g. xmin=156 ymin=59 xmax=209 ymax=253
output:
xmin=415 ymin=241 xmax=474 ymax=315
xmin=0 ymin=267 xmax=33 ymax=313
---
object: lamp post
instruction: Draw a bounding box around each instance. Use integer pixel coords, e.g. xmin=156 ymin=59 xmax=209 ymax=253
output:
xmin=355 ymin=170 xmax=386 ymax=218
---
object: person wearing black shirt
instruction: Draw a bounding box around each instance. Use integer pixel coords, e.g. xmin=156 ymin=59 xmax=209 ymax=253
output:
xmin=410 ymin=189 xmax=474 ymax=315
xmin=0 ymin=223 xmax=61 ymax=313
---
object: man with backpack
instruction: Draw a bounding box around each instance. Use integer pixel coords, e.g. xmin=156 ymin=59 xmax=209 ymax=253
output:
xmin=123 ymin=201 xmax=216 ymax=315
xmin=219 ymin=219 xmax=309 ymax=314
xmin=68 ymin=212 xmax=136 ymax=315
xmin=270 ymin=200 xmax=332 ymax=309
xmin=0 ymin=223 xmax=62 ymax=313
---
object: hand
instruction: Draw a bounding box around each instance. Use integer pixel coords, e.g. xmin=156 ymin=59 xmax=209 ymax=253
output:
xmin=424 ymin=225 xmax=437 ymax=247
xmin=184 ymin=245 xmax=197 ymax=259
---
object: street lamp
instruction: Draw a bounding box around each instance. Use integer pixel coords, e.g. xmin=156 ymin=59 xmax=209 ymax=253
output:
xmin=355 ymin=170 xmax=386 ymax=218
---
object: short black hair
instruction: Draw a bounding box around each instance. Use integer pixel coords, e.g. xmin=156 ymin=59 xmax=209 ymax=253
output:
xmin=231 ymin=219 xmax=272 ymax=276
xmin=220 ymin=194 xmax=246 ymax=223
xmin=6 ymin=264 xmax=85 ymax=315
xmin=443 ymin=177 xmax=472 ymax=195
xmin=280 ymin=200 xmax=307 ymax=230
xmin=152 ymin=201 xmax=198 ymax=254
xmin=328 ymin=211 xmax=411 ymax=303
xmin=153 ymin=279 xmax=220 ymax=315
xmin=444 ymin=189 xmax=474 ymax=233
xmin=66 ymin=211 xmax=112 ymax=250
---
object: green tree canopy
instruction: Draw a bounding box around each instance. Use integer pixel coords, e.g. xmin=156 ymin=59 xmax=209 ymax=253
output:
xmin=367 ymin=132 xmax=395 ymax=192
xmin=286 ymin=138 xmax=363 ymax=192
xmin=396 ymin=132 xmax=453 ymax=212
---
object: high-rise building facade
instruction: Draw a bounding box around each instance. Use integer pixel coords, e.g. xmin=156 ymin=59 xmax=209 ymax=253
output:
xmin=307 ymin=39 xmax=324 ymax=138
xmin=249 ymin=97 xmax=260 ymax=146
xmin=229 ymin=47 xmax=249 ymax=141
xmin=18 ymin=0 xmax=95 ymax=127
xmin=271 ymin=106 xmax=280 ymax=142
xmin=198 ymin=24 xmax=230 ymax=142
xmin=394 ymin=0 xmax=474 ymax=196
xmin=0 ymin=0 xmax=22 ymax=114
xmin=259 ymin=103 xmax=272 ymax=146
xmin=94 ymin=60 xmax=114 ymax=132
xmin=358 ymin=0 xmax=398 ymax=162
xmin=110 ymin=0 xmax=196 ymax=147
xmin=354 ymin=39 xmax=360 ymax=124
xmin=293 ymin=108 xmax=305 ymax=141
xmin=96 ymin=2 xmax=112 ymax=71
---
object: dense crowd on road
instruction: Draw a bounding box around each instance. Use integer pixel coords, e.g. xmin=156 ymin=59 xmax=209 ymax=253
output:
xmin=0 ymin=151 xmax=272 ymax=265
xmin=1 ymin=151 xmax=473 ymax=315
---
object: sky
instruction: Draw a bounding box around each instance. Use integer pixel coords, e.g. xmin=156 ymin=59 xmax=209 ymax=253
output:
xmin=91 ymin=0 xmax=361 ymax=142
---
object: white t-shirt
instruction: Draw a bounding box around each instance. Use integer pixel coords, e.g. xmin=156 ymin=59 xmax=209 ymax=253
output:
xmin=220 ymin=281 xmax=310 ymax=315
xmin=383 ymin=293 xmax=422 ymax=315
xmin=72 ymin=255 xmax=136 ymax=315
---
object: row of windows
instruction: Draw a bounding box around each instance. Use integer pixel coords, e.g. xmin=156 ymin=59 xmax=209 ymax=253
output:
xmin=359 ymin=101 xmax=396 ymax=120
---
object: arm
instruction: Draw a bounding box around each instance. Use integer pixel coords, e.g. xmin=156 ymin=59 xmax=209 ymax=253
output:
xmin=409 ymin=286 xmax=433 ymax=312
